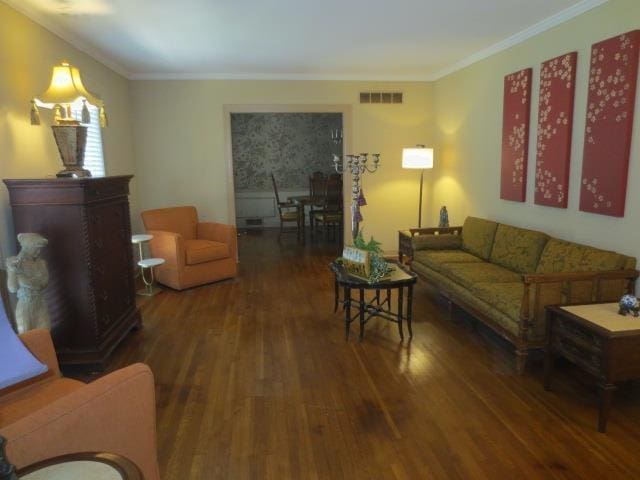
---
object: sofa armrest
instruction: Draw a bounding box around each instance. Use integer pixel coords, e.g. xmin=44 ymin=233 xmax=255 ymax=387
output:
xmin=0 ymin=363 xmax=160 ymax=480
xmin=147 ymin=230 xmax=185 ymax=270
xmin=18 ymin=329 xmax=60 ymax=377
xmin=412 ymin=234 xmax=462 ymax=251
xmin=198 ymin=222 xmax=238 ymax=261
xmin=408 ymin=226 xmax=463 ymax=237
xmin=517 ymin=269 xmax=639 ymax=341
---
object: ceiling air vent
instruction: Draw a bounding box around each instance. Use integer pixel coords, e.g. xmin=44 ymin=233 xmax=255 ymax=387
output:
xmin=360 ymin=92 xmax=403 ymax=104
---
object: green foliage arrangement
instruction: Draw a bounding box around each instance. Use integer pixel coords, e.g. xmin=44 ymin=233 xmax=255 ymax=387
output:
xmin=350 ymin=232 xmax=392 ymax=283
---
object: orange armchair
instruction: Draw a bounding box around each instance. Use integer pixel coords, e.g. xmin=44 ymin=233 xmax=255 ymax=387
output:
xmin=0 ymin=330 xmax=159 ymax=480
xmin=141 ymin=206 xmax=238 ymax=290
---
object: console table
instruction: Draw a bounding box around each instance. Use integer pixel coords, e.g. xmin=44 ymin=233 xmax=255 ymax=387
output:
xmin=3 ymin=176 xmax=140 ymax=369
xmin=544 ymin=303 xmax=640 ymax=432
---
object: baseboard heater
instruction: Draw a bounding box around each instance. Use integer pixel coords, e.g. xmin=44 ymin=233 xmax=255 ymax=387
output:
xmin=245 ymin=218 xmax=264 ymax=227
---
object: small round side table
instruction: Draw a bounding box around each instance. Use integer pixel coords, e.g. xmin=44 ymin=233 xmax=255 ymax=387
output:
xmin=138 ymin=258 xmax=165 ymax=296
xmin=131 ymin=234 xmax=164 ymax=297
xmin=17 ymin=452 xmax=142 ymax=480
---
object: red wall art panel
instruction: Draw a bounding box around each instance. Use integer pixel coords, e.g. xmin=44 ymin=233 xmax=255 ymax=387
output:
xmin=501 ymin=68 xmax=532 ymax=202
xmin=535 ymin=52 xmax=578 ymax=208
xmin=580 ymin=30 xmax=640 ymax=217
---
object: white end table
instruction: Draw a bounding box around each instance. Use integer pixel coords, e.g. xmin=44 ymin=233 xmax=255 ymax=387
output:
xmin=131 ymin=234 xmax=164 ymax=297
xmin=138 ymin=258 xmax=165 ymax=296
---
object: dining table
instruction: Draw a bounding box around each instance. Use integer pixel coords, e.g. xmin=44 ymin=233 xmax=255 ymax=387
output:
xmin=287 ymin=195 xmax=314 ymax=242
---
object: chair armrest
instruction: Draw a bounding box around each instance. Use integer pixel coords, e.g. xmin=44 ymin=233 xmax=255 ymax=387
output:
xmin=146 ymin=230 xmax=185 ymax=270
xmin=197 ymin=222 xmax=235 ymax=243
xmin=197 ymin=223 xmax=238 ymax=261
xmin=18 ymin=329 xmax=60 ymax=377
xmin=1 ymin=364 xmax=160 ymax=480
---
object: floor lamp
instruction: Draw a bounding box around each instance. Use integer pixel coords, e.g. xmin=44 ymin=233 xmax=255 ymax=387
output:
xmin=402 ymin=146 xmax=434 ymax=228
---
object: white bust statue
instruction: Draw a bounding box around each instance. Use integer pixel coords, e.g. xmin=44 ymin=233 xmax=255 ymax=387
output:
xmin=5 ymin=233 xmax=50 ymax=334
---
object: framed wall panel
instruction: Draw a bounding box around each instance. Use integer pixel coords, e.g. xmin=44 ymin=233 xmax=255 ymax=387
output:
xmin=535 ymin=52 xmax=578 ymax=208
xmin=501 ymin=68 xmax=532 ymax=202
xmin=579 ymin=30 xmax=640 ymax=217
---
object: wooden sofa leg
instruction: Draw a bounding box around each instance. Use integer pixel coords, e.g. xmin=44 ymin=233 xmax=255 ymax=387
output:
xmin=515 ymin=349 xmax=528 ymax=375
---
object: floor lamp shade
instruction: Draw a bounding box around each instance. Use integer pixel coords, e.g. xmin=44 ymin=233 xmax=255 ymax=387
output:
xmin=402 ymin=147 xmax=434 ymax=228
xmin=402 ymin=147 xmax=433 ymax=169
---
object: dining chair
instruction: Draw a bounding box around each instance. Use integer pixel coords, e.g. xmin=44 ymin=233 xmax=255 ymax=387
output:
xmin=271 ymin=174 xmax=300 ymax=239
xmin=314 ymin=174 xmax=343 ymax=242
xmin=308 ymin=172 xmax=327 ymax=236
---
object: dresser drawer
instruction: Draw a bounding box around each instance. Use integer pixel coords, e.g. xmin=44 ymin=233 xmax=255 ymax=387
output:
xmin=552 ymin=335 xmax=603 ymax=375
xmin=87 ymin=202 xmax=129 ymax=256
xmin=554 ymin=317 xmax=604 ymax=352
xmin=91 ymin=251 xmax=135 ymax=333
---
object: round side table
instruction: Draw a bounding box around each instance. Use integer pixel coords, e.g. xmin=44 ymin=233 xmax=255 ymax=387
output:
xmin=131 ymin=234 xmax=164 ymax=297
xmin=17 ymin=452 xmax=142 ymax=480
xmin=138 ymin=258 xmax=165 ymax=296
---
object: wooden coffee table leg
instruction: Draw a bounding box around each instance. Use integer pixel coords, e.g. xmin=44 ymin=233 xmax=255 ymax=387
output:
xmin=359 ymin=288 xmax=365 ymax=341
xmin=344 ymin=287 xmax=351 ymax=340
xmin=407 ymin=284 xmax=414 ymax=338
xmin=397 ymin=286 xmax=404 ymax=340
xmin=598 ymin=382 xmax=616 ymax=433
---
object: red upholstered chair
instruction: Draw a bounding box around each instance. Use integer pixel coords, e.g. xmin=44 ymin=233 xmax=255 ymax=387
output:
xmin=141 ymin=206 xmax=238 ymax=290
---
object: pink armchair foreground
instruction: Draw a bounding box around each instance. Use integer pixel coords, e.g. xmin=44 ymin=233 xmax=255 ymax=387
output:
xmin=0 ymin=329 xmax=160 ymax=480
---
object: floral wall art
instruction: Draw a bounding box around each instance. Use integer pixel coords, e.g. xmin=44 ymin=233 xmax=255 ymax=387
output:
xmin=579 ymin=30 xmax=640 ymax=217
xmin=535 ymin=52 xmax=577 ymax=208
xmin=500 ymin=68 xmax=532 ymax=202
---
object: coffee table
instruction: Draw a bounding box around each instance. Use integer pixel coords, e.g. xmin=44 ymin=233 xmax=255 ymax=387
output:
xmin=330 ymin=260 xmax=418 ymax=341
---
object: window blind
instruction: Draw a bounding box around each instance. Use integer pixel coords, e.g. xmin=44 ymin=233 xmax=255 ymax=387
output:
xmin=71 ymin=105 xmax=106 ymax=177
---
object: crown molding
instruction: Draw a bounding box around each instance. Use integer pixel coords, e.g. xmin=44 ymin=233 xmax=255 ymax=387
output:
xmin=127 ymin=72 xmax=432 ymax=81
xmin=1 ymin=0 xmax=130 ymax=78
xmin=4 ymin=0 xmax=608 ymax=83
xmin=430 ymin=0 xmax=609 ymax=80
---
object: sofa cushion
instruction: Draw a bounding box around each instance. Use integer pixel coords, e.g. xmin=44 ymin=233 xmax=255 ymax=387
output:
xmin=489 ymin=224 xmax=549 ymax=273
xmin=185 ymin=240 xmax=230 ymax=265
xmin=536 ymin=238 xmax=626 ymax=273
xmin=473 ymin=282 xmax=524 ymax=323
xmin=412 ymin=234 xmax=462 ymax=251
xmin=438 ymin=262 xmax=521 ymax=290
xmin=411 ymin=263 xmax=522 ymax=337
xmin=413 ymin=250 xmax=482 ymax=275
xmin=461 ymin=217 xmax=498 ymax=260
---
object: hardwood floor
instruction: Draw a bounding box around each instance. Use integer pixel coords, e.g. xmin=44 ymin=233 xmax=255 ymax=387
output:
xmin=109 ymin=229 xmax=640 ymax=479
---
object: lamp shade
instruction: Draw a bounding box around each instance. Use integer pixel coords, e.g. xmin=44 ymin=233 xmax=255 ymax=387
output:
xmin=402 ymin=147 xmax=434 ymax=169
xmin=35 ymin=61 xmax=104 ymax=109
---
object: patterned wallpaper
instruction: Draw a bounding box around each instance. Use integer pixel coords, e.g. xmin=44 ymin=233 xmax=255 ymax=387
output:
xmin=231 ymin=113 xmax=342 ymax=191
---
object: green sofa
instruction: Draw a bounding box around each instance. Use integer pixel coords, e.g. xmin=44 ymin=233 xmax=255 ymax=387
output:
xmin=409 ymin=217 xmax=638 ymax=374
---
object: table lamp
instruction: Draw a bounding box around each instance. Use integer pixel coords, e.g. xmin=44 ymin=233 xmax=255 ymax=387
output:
xmin=402 ymin=146 xmax=434 ymax=228
xmin=30 ymin=60 xmax=108 ymax=178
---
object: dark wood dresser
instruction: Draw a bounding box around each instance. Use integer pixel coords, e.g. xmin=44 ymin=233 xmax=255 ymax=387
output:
xmin=3 ymin=176 xmax=140 ymax=369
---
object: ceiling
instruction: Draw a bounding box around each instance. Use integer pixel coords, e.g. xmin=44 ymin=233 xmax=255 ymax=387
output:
xmin=4 ymin=0 xmax=607 ymax=80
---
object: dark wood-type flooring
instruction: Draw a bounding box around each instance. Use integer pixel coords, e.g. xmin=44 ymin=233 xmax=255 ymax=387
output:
xmin=107 ymin=229 xmax=640 ymax=479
